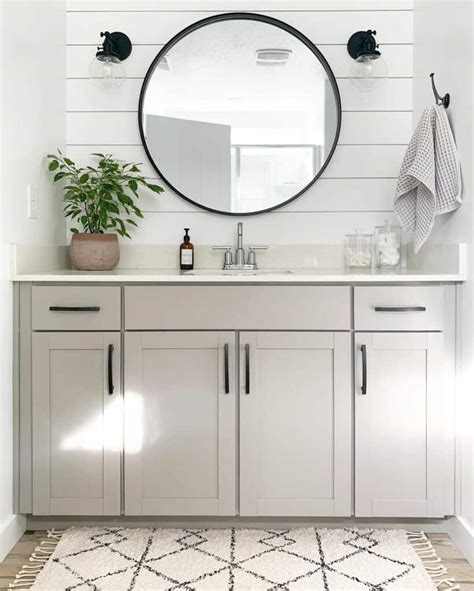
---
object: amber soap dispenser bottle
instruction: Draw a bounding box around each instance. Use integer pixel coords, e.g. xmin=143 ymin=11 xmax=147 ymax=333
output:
xmin=180 ymin=228 xmax=194 ymax=270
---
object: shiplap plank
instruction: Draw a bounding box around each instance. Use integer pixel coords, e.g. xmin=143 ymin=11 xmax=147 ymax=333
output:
xmin=67 ymin=1 xmax=414 ymax=11
xmin=66 ymin=44 xmax=413 ymax=79
xmin=113 ymin=210 xmax=399 ymax=244
xmin=66 ymin=78 xmax=412 ymax=112
xmin=340 ymin=112 xmax=411 ymax=144
xmin=67 ymin=10 xmax=413 ymax=45
xmin=326 ymin=145 xmax=404 ymax=178
xmin=67 ymin=112 xmax=141 ymax=144
xmin=66 ymin=144 xmax=405 ymax=179
xmin=67 ymin=111 xmax=412 ymax=145
xmin=340 ymin=79 xmax=412 ymax=110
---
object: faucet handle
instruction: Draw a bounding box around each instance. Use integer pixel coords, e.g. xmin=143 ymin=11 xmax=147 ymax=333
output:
xmin=213 ymin=246 xmax=233 ymax=267
xmin=247 ymin=245 xmax=268 ymax=267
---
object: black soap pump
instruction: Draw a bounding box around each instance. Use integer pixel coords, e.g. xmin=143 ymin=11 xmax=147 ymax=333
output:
xmin=180 ymin=228 xmax=194 ymax=270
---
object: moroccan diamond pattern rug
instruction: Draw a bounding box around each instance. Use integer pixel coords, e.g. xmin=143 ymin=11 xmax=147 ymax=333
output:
xmin=11 ymin=527 xmax=458 ymax=590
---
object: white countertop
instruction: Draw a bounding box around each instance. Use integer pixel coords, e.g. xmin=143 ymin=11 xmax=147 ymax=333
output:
xmin=11 ymin=267 xmax=465 ymax=283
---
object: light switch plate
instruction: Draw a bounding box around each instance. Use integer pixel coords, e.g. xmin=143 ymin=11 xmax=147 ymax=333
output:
xmin=27 ymin=185 xmax=39 ymax=219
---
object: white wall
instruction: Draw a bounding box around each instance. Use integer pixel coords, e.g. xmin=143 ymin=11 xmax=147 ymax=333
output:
xmin=66 ymin=0 xmax=413 ymax=245
xmin=0 ymin=0 xmax=66 ymax=559
xmin=413 ymin=0 xmax=474 ymax=565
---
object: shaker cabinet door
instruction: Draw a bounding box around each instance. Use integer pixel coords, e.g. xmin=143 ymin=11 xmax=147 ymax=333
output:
xmin=32 ymin=333 xmax=121 ymax=515
xmin=124 ymin=332 xmax=237 ymax=516
xmin=355 ymin=332 xmax=445 ymax=517
xmin=240 ymin=331 xmax=352 ymax=517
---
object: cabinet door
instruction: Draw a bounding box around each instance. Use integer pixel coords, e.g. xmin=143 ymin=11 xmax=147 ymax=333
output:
xmin=240 ymin=332 xmax=352 ymax=516
xmin=124 ymin=332 xmax=236 ymax=515
xmin=355 ymin=332 xmax=445 ymax=517
xmin=32 ymin=333 xmax=121 ymax=515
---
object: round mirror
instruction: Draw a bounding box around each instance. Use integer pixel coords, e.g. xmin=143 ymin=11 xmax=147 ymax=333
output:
xmin=139 ymin=13 xmax=341 ymax=215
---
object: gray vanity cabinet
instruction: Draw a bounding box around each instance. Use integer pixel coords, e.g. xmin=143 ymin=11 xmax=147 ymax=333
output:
xmin=22 ymin=283 xmax=453 ymax=520
xmin=32 ymin=332 xmax=121 ymax=515
xmin=124 ymin=331 xmax=237 ymax=516
xmin=239 ymin=332 xmax=352 ymax=517
xmin=354 ymin=332 xmax=445 ymax=518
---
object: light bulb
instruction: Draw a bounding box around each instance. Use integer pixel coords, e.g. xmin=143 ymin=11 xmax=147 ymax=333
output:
xmin=350 ymin=54 xmax=387 ymax=92
xmin=89 ymin=55 xmax=126 ymax=89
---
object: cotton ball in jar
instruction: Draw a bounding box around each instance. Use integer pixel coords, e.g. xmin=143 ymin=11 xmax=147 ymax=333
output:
xmin=377 ymin=232 xmax=401 ymax=266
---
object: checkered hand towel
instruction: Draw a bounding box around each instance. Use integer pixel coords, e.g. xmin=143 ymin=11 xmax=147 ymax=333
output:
xmin=394 ymin=105 xmax=462 ymax=252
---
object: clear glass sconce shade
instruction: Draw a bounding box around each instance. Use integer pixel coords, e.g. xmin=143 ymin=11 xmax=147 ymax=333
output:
xmin=89 ymin=55 xmax=126 ymax=88
xmin=350 ymin=54 xmax=387 ymax=92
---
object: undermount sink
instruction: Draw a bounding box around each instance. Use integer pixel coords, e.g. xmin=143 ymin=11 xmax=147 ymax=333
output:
xmin=184 ymin=269 xmax=295 ymax=276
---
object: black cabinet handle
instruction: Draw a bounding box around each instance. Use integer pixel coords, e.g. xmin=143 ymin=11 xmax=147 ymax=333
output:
xmin=108 ymin=344 xmax=114 ymax=395
xmin=245 ymin=344 xmax=250 ymax=395
xmin=360 ymin=344 xmax=367 ymax=395
xmin=224 ymin=343 xmax=230 ymax=394
xmin=374 ymin=306 xmax=426 ymax=312
xmin=49 ymin=306 xmax=101 ymax=312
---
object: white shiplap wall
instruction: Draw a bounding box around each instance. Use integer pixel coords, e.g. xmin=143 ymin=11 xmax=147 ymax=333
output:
xmin=66 ymin=1 xmax=413 ymax=244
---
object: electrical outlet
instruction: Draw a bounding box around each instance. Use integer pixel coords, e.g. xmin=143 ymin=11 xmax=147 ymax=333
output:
xmin=27 ymin=184 xmax=39 ymax=219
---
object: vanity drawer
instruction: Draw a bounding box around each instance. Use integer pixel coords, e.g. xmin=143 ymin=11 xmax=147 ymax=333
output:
xmin=125 ymin=286 xmax=350 ymax=330
xmin=354 ymin=286 xmax=443 ymax=331
xmin=32 ymin=286 xmax=121 ymax=331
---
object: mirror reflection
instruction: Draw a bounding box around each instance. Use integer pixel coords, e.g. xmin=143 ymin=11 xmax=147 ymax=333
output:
xmin=140 ymin=16 xmax=341 ymax=214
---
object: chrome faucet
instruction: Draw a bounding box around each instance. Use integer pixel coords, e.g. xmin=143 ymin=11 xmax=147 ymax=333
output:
xmin=235 ymin=222 xmax=245 ymax=267
xmin=213 ymin=222 xmax=267 ymax=270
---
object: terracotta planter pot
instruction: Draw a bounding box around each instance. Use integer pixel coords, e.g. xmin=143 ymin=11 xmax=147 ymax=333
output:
xmin=69 ymin=233 xmax=120 ymax=271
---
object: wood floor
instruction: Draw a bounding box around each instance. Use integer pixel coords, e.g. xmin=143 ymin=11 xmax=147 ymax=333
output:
xmin=0 ymin=531 xmax=473 ymax=590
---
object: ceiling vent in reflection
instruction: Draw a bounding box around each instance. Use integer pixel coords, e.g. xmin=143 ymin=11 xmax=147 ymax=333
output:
xmin=255 ymin=48 xmax=292 ymax=66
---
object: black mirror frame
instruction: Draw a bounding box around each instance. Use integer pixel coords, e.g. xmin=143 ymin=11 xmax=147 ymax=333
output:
xmin=138 ymin=12 xmax=342 ymax=216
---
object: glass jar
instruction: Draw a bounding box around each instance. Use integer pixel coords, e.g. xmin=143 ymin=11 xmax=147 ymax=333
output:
xmin=345 ymin=233 xmax=373 ymax=269
xmin=374 ymin=223 xmax=402 ymax=269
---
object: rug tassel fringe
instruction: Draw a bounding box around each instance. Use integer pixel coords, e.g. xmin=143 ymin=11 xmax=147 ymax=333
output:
xmin=407 ymin=531 xmax=460 ymax=591
xmin=9 ymin=530 xmax=63 ymax=590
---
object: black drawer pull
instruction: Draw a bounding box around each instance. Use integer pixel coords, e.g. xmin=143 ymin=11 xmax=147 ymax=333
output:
xmin=224 ymin=344 xmax=230 ymax=394
xmin=108 ymin=344 xmax=114 ymax=395
xmin=360 ymin=344 xmax=367 ymax=395
xmin=49 ymin=306 xmax=101 ymax=312
xmin=374 ymin=306 xmax=426 ymax=313
xmin=245 ymin=344 xmax=250 ymax=395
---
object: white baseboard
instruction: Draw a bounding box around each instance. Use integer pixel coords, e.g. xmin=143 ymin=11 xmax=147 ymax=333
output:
xmin=448 ymin=516 xmax=474 ymax=566
xmin=0 ymin=514 xmax=26 ymax=562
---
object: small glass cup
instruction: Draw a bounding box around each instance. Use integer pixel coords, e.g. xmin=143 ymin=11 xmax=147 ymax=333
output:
xmin=345 ymin=233 xmax=373 ymax=269
xmin=374 ymin=224 xmax=402 ymax=269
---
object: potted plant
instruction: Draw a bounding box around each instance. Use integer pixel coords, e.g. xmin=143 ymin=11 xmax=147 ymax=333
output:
xmin=47 ymin=151 xmax=163 ymax=270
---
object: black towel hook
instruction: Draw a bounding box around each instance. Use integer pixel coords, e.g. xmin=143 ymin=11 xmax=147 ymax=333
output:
xmin=430 ymin=73 xmax=450 ymax=108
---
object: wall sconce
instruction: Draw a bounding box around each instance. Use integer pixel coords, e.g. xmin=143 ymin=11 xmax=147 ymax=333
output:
xmin=89 ymin=31 xmax=132 ymax=89
xmin=347 ymin=30 xmax=387 ymax=92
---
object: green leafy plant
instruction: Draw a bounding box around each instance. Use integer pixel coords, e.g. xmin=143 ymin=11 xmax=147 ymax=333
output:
xmin=47 ymin=151 xmax=163 ymax=238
